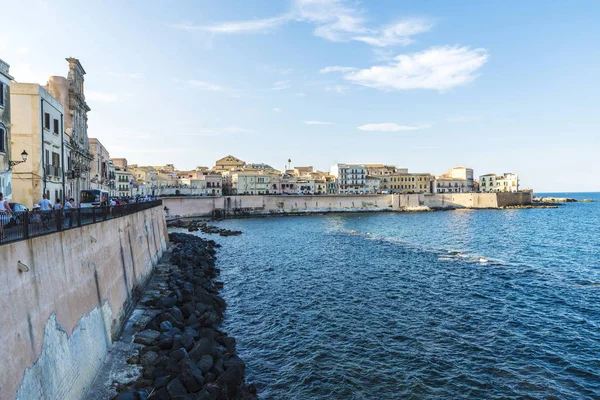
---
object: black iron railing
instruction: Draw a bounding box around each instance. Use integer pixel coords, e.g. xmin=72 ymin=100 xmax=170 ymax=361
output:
xmin=0 ymin=200 xmax=162 ymax=246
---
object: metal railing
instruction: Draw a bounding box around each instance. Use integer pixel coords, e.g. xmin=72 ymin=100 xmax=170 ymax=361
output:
xmin=0 ymin=200 xmax=162 ymax=246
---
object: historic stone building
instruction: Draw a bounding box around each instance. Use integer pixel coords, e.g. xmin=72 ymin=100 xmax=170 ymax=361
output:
xmin=0 ymin=58 xmax=14 ymax=199
xmin=46 ymin=58 xmax=93 ymax=202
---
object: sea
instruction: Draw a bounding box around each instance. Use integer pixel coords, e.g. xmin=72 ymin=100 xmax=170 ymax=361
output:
xmin=192 ymin=192 xmax=600 ymax=399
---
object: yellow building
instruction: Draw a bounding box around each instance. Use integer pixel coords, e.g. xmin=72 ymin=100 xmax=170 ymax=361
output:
xmin=10 ymin=83 xmax=66 ymax=206
xmin=214 ymin=155 xmax=245 ymax=171
xmin=387 ymin=173 xmax=433 ymax=194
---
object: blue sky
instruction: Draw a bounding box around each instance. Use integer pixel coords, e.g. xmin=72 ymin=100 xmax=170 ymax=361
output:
xmin=1 ymin=0 xmax=599 ymax=191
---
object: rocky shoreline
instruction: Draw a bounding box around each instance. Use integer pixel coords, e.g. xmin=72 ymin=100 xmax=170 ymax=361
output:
xmin=533 ymin=196 xmax=595 ymax=203
xmin=112 ymin=232 xmax=255 ymax=400
xmin=168 ymin=219 xmax=243 ymax=237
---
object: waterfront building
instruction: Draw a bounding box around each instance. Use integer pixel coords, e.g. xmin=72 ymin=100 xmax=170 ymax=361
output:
xmin=225 ymin=169 xmax=277 ymax=195
xmin=89 ymin=138 xmax=110 ymax=192
xmin=365 ymin=176 xmax=381 ymax=194
xmin=214 ymin=155 xmax=245 ymax=171
xmin=0 ymin=59 xmax=14 ymax=200
xmin=46 ymin=58 xmax=93 ymax=202
xmin=387 ymin=172 xmax=434 ymax=194
xmin=435 ymin=166 xmax=474 ymax=193
xmin=10 ymin=83 xmax=66 ymax=205
xmin=364 ymin=164 xmax=401 ymax=177
xmin=115 ymin=167 xmax=132 ymax=197
xmin=480 ymin=173 xmax=519 ymax=192
xmin=331 ymin=163 xmax=367 ymax=194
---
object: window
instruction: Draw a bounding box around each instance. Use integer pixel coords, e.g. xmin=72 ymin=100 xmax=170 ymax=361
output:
xmin=44 ymin=113 xmax=50 ymax=130
xmin=0 ymin=82 xmax=4 ymax=107
xmin=53 ymin=119 xmax=59 ymax=134
xmin=0 ymin=124 xmax=5 ymax=152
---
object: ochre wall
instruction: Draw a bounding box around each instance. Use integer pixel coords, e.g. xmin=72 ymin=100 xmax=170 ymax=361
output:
xmin=0 ymin=205 xmax=168 ymax=400
xmin=162 ymin=193 xmax=532 ymax=217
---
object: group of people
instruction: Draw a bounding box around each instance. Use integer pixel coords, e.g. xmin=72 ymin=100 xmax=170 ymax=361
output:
xmin=0 ymin=193 xmax=77 ymax=239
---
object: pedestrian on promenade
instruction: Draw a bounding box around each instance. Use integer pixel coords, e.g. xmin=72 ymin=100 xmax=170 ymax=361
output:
xmin=39 ymin=194 xmax=52 ymax=230
xmin=31 ymin=204 xmax=42 ymax=234
xmin=0 ymin=192 xmax=13 ymax=240
xmin=53 ymin=198 xmax=62 ymax=229
xmin=64 ymin=198 xmax=75 ymax=228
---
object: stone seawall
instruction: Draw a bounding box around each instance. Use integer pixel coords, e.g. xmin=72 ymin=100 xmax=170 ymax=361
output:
xmin=162 ymin=192 xmax=532 ymax=218
xmin=0 ymin=205 xmax=168 ymax=400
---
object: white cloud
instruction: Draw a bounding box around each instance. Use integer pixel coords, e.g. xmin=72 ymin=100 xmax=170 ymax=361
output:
xmin=170 ymin=15 xmax=290 ymax=34
xmin=295 ymin=92 xmax=306 ymax=97
xmin=86 ymin=91 xmax=119 ymax=102
xmin=338 ymin=46 xmax=489 ymax=91
xmin=304 ymin=120 xmax=333 ymax=125
xmin=353 ymin=19 xmax=433 ymax=47
xmin=357 ymin=123 xmax=430 ymax=132
xmin=271 ymin=80 xmax=291 ymax=91
xmin=170 ymin=1 xmax=433 ymax=47
xmin=273 ymin=108 xmax=282 ymax=112
xmin=319 ymin=66 xmax=357 ymax=74
xmin=325 ymin=84 xmax=349 ymax=94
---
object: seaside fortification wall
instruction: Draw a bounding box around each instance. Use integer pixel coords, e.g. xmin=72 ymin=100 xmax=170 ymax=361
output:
xmin=163 ymin=192 xmax=532 ymax=217
xmin=0 ymin=205 xmax=168 ymax=400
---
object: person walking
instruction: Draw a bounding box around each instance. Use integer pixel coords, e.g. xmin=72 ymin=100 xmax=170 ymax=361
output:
xmin=31 ymin=204 xmax=42 ymax=234
xmin=39 ymin=193 xmax=52 ymax=230
xmin=0 ymin=192 xmax=13 ymax=240
xmin=53 ymin=198 xmax=62 ymax=230
xmin=64 ymin=198 xmax=75 ymax=228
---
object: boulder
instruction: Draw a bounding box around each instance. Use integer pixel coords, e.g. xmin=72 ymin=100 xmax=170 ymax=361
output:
xmin=181 ymin=359 xmax=205 ymax=392
xmin=167 ymin=377 xmax=188 ymax=397
xmin=197 ymin=355 xmax=214 ymax=374
xmin=134 ymin=330 xmax=160 ymax=346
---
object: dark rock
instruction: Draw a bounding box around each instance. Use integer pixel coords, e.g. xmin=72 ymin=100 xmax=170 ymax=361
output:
xmin=167 ymin=377 xmax=188 ymax=397
xmin=157 ymin=334 xmax=174 ymax=350
xmin=197 ymin=355 xmax=214 ymax=374
xmin=212 ymin=358 xmax=225 ymax=376
xmin=180 ymin=332 xmax=194 ymax=351
xmin=170 ymin=347 xmax=188 ymax=362
xmin=223 ymin=337 xmax=236 ymax=353
xmin=140 ymin=351 xmax=158 ymax=366
xmin=159 ymin=321 xmax=173 ymax=332
xmin=204 ymin=372 xmax=216 ymax=383
xmin=134 ymin=330 xmax=160 ymax=346
xmin=161 ymin=296 xmax=177 ymax=308
xmin=127 ymin=355 xmax=140 ymax=365
xmin=181 ymin=359 xmax=205 ymax=392
xmin=216 ymin=366 xmax=244 ymax=396
xmin=189 ymin=337 xmax=216 ymax=360
xmin=153 ymin=375 xmax=171 ymax=389
xmin=112 ymin=391 xmax=148 ymax=400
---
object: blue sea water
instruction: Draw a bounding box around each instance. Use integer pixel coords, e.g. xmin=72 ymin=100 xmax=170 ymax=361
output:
xmin=195 ymin=193 xmax=600 ymax=399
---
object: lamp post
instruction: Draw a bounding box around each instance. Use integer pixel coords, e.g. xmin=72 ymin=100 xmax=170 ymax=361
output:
xmin=9 ymin=150 xmax=28 ymax=167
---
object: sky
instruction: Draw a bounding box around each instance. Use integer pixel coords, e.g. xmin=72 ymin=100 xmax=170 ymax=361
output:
xmin=1 ymin=0 xmax=599 ymax=192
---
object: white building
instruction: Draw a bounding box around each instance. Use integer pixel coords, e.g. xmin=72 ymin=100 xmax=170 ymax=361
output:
xmin=435 ymin=166 xmax=475 ymax=193
xmin=365 ymin=176 xmax=381 ymax=194
xmin=331 ymin=164 xmax=367 ymax=194
xmin=480 ymin=173 xmax=519 ymax=193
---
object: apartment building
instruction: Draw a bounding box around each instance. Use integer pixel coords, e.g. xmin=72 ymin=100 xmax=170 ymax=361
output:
xmin=0 ymin=58 xmax=13 ymax=199
xmin=10 ymin=83 xmax=66 ymax=205
xmin=480 ymin=173 xmax=519 ymax=193
xmin=331 ymin=164 xmax=367 ymax=194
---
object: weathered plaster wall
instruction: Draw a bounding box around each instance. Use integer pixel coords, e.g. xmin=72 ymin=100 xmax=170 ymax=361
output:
xmin=162 ymin=192 xmax=532 ymax=217
xmin=0 ymin=205 xmax=168 ymax=400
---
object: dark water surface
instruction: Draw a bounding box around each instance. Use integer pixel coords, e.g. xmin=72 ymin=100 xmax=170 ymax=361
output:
xmin=193 ymin=193 xmax=600 ymax=399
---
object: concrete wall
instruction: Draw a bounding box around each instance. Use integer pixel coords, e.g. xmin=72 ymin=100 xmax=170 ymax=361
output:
xmin=162 ymin=192 xmax=532 ymax=217
xmin=0 ymin=205 xmax=168 ymax=400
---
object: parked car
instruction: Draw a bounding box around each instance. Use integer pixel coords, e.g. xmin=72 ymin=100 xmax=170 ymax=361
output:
xmin=2 ymin=203 xmax=29 ymax=227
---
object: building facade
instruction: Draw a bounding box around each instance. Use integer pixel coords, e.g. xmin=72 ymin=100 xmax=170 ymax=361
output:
xmin=0 ymin=58 xmax=13 ymax=199
xmin=480 ymin=173 xmax=519 ymax=193
xmin=10 ymin=83 xmax=66 ymax=205
xmin=89 ymin=138 xmax=110 ymax=192
xmin=331 ymin=164 xmax=367 ymax=194
xmin=435 ymin=166 xmax=475 ymax=193
xmin=46 ymin=58 xmax=93 ymax=202
xmin=213 ymin=155 xmax=245 ymax=171
xmin=115 ymin=167 xmax=133 ymax=197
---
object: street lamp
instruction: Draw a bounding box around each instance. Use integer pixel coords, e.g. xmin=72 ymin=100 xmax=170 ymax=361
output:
xmin=9 ymin=150 xmax=28 ymax=167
